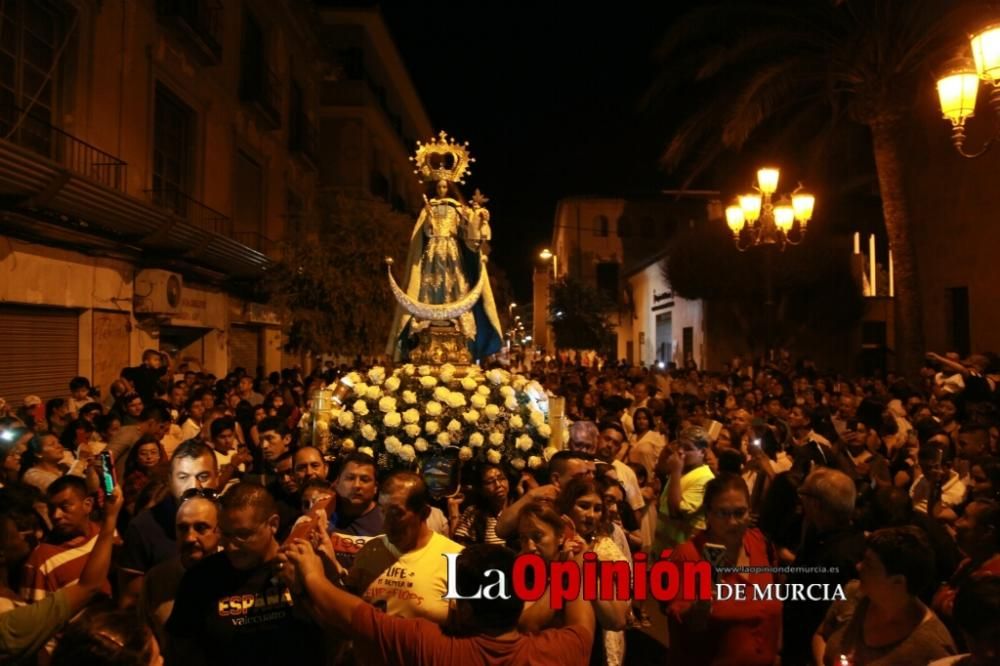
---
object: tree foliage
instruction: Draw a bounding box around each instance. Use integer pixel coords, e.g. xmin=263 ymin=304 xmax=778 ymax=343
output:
xmin=263 ymin=192 xmax=411 ymax=356
xmin=664 ymin=219 xmax=865 ymax=351
xmin=548 ymin=278 xmax=616 ymax=352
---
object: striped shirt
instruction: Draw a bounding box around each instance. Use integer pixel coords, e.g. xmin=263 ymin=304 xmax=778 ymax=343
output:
xmin=20 ymin=522 xmax=110 ymax=602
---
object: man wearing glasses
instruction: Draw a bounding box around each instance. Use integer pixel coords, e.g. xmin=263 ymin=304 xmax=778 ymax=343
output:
xmin=166 ymin=482 xmax=326 ymax=665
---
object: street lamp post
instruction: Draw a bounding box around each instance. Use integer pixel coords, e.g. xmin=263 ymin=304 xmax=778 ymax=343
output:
xmin=539 ymin=248 xmax=558 ymax=278
xmin=936 ymin=24 xmax=1000 ymax=157
xmin=724 ymin=167 xmax=815 ymax=360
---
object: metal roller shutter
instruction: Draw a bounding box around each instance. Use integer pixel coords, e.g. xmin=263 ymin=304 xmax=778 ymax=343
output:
xmin=0 ymin=306 xmax=79 ymax=407
xmin=229 ymin=325 xmax=261 ymax=374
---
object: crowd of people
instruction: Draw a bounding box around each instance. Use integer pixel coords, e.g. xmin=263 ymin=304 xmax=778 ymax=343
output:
xmin=0 ymin=347 xmax=999 ymax=665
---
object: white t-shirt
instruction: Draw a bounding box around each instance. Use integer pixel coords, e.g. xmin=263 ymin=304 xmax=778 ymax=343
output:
xmin=909 ymin=471 xmax=967 ymax=514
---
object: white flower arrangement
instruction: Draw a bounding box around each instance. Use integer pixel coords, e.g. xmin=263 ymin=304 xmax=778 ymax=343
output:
xmin=311 ymin=366 xmax=556 ymax=471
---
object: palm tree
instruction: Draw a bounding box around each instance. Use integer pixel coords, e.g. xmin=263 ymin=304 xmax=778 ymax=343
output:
xmin=647 ymin=0 xmax=980 ymax=376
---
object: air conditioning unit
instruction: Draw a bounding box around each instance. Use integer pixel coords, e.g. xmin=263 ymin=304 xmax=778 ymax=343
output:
xmin=134 ymin=269 xmax=183 ymax=315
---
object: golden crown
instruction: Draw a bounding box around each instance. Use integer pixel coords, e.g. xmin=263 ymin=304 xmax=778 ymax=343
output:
xmin=411 ymin=131 xmax=475 ymax=184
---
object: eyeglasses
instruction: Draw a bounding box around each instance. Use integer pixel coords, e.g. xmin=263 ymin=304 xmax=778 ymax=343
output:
xmin=483 ymin=475 xmax=508 ymax=487
xmin=180 ymin=487 xmax=218 ymax=503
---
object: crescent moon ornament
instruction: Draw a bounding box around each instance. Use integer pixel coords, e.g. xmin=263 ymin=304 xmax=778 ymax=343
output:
xmin=386 ymin=256 xmax=487 ymax=320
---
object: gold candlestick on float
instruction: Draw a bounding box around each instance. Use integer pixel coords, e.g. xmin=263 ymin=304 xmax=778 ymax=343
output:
xmin=548 ymin=396 xmax=566 ymax=450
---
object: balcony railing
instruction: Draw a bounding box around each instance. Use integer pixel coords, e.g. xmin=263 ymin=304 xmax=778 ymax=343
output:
xmin=0 ymin=102 xmax=127 ymax=192
xmin=288 ymin=114 xmax=318 ymax=166
xmin=156 ymin=0 xmax=224 ymax=64
xmin=240 ymin=66 xmax=282 ymax=129
xmin=145 ymin=187 xmax=230 ymax=235
xmin=232 ymin=231 xmax=276 ymax=255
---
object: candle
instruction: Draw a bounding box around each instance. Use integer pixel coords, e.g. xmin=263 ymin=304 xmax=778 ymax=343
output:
xmin=548 ymin=397 xmax=566 ymax=449
xmin=853 ymin=232 xmax=860 ymax=254
xmin=869 ymin=234 xmax=877 ymax=296
xmin=888 ymin=249 xmax=894 ymax=297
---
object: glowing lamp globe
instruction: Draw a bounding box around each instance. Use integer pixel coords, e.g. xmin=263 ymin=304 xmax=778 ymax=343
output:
xmin=739 ymin=194 xmax=762 ymax=223
xmin=725 ymin=205 xmax=745 ymax=234
xmin=971 ymin=23 xmax=1000 ymax=85
xmin=792 ymin=193 xmax=815 ymax=225
xmin=774 ymin=203 xmax=795 ymax=233
xmin=936 ymin=63 xmax=980 ymax=126
xmin=756 ymin=168 xmax=779 ymax=195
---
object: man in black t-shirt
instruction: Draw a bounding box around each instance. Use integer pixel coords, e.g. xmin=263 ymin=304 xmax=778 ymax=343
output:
xmin=166 ymin=482 xmax=325 ymax=666
xmin=328 ymin=452 xmax=383 ymax=572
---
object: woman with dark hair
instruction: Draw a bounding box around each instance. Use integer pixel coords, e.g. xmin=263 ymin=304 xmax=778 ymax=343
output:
xmin=450 ymin=464 xmax=511 ymax=545
xmin=667 ymin=473 xmax=782 ymax=666
xmin=555 ymin=477 xmax=629 ymax=666
xmin=50 ymin=608 xmax=161 ymax=666
xmin=621 ymin=406 xmax=666 ymax=478
xmin=122 ymin=436 xmax=168 ymax=515
xmin=20 ymin=434 xmax=67 ymax=493
xmin=815 ymin=526 xmax=956 ymax=665
xmin=45 ymin=399 xmax=69 ymax=438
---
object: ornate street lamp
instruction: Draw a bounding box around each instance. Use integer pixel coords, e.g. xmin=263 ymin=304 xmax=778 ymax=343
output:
xmin=724 ymin=167 xmax=814 ymax=251
xmin=723 ymin=166 xmax=815 ymax=361
xmin=936 ymin=23 xmax=1000 ymax=157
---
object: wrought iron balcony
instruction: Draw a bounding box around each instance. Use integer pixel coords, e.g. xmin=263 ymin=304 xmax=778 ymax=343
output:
xmin=0 ymin=102 xmax=127 ymax=192
xmin=232 ymin=230 xmax=276 ymax=256
xmin=240 ymin=66 xmax=282 ymax=129
xmin=144 ymin=187 xmax=230 ymax=235
xmin=156 ymin=0 xmax=224 ymax=65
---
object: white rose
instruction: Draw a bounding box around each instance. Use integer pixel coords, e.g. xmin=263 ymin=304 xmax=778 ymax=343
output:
xmin=459 ymin=446 xmax=473 ymax=461
xmin=425 ymin=401 xmax=443 ymax=417
xmin=511 ymin=457 xmax=526 ymax=471
xmin=352 ymin=400 xmax=369 ymax=416
xmin=414 ymin=437 xmax=429 ymax=452
xmin=499 ymin=386 xmax=515 ymax=398
xmin=489 ymin=432 xmax=505 ymax=447
xmin=484 ymin=404 xmax=500 ymax=420
xmin=346 ymin=372 xmax=362 ymax=385
xmin=315 ymin=419 xmax=329 ymax=433
xmin=378 ymin=396 xmax=397 ymax=413
xmin=439 ymin=370 xmax=455 ymax=384
xmin=487 ymin=369 xmax=506 ymax=385
xmin=461 ymin=377 xmax=478 ymax=392
xmin=403 ymin=364 xmax=416 ymax=376
xmin=424 ymin=420 xmax=440 ymax=435
xmin=510 ymin=414 xmax=524 ymax=430
xmin=538 ymin=424 xmax=552 ymax=438
xmin=433 ymin=386 xmax=450 ymax=402
xmin=471 ymin=394 xmax=487 ymax=409
xmin=513 ymin=377 xmax=527 ymax=391
xmin=419 ymin=376 xmax=438 ymax=388
xmin=440 ymin=363 xmax=456 ymax=377
xmin=527 ymin=380 xmax=545 ymax=396
xmin=447 ymin=419 xmax=462 ymax=433
xmin=516 ymin=434 xmax=533 ymax=451
xmin=543 ymin=446 xmax=559 ymax=462
xmin=447 ymin=392 xmax=466 ymax=409
xmin=338 ymin=410 xmax=355 ymax=428
xmin=358 ymin=446 xmax=374 ymax=457
xmin=402 ymin=390 xmax=418 ymax=405
xmin=487 ymin=449 xmax=502 ymax=465
xmin=463 ymin=409 xmax=480 ymax=424
xmin=366 ymin=386 xmax=382 ymax=401
xmin=404 ymin=424 xmax=421 ymax=438
xmin=469 ymin=432 xmax=485 ymax=447
xmin=383 ymin=412 xmax=401 ymax=428
xmin=367 ymin=366 xmax=386 ymax=385
xmin=398 ymin=445 xmax=416 ymax=463
xmin=384 ymin=436 xmax=401 ymax=454
xmin=528 ymin=455 xmax=543 ymax=469
xmin=529 ymin=410 xmax=545 ymax=427
xmin=402 ymin=408 xmax=420 ymax=424
xmin=353 ymin=381 xmax=369 ymax=397
xmin=477 ymin=385 xmax=491 ymax=396
xmin=437 ymin=432 xmax=452 ymax=447
xmin=418 ymin=365 xmax=432 ymax=376
xmin=505 ymin=395 xmax=519 ymax=411
xmin=361 ymin=424 xmax=377 ymax=441
xmin=340 ymin=438 xmax=356 ymax=452
xmin=384 ymin=376 xmax=401 ymax=393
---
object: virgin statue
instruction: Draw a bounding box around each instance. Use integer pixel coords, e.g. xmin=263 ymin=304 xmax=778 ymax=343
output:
xmin=386 ymin=132 xmax=503 ymax=361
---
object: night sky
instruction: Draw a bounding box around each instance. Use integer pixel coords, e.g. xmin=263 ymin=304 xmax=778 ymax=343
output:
xmin=378 ymin=3 xmax=684 ymax=301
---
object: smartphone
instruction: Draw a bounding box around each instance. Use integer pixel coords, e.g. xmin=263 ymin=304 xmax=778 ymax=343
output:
xmin=98 ymin=450 xmax=116 ymax=495
xmin=703 ymin=542 xmax=728 ymax=587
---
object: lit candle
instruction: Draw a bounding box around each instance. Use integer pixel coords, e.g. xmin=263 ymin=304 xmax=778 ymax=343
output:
xmin=853 ymin=232 xmax=860 ymax=254
xmin=549 ymin=397 xmax=566 ymax=449
xmin=888 ymin=249 xmax=894 ymax=297
xmin=869 ymin=234 xmax=877 ymax=296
